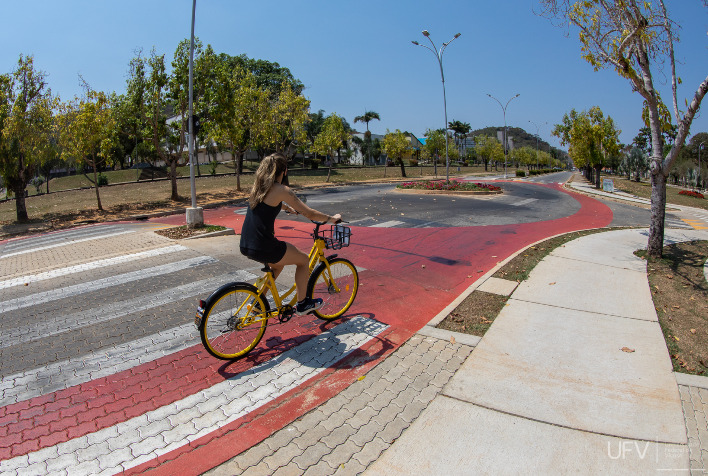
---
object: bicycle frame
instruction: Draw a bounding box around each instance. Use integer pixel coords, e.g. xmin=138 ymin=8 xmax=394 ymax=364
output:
xmin=252 ymin=233 xmax=332 ymax=320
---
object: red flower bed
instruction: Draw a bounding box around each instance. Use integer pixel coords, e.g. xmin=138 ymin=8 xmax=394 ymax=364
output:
xmin=397 ymin=180 xmax=501 ymax=192
xmin=679 ymin=190 xmax=705 ymax=199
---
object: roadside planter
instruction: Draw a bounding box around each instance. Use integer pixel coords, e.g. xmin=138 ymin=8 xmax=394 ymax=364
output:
xmin=395 ymin=179 xmax=502 ymax=195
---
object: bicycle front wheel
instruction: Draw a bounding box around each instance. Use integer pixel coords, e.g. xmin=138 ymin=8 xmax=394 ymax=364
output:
xmin=308 ymin=257 xmax=359 ymax=320
xmin=200 ymin=283 xmax=269 ymax=360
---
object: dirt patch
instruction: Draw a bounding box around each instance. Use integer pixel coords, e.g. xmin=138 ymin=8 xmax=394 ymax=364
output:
xmin=154 ymin=224 xmax=227 ymax=240
xmin=642 ymin=241 xmax=708 ymax=375
xmin=437 ymin=291 xmax=508 ymax=336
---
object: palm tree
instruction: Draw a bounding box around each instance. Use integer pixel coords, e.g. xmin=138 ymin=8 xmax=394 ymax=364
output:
xmin=448 ymin=120 xmax=471 ymax=160
xmin=354 ymin=111 xmax=381 ymax=165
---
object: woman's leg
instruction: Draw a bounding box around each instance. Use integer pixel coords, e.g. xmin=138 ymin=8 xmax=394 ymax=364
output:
xmin=271 ymin=242 xmax=309 ymax=301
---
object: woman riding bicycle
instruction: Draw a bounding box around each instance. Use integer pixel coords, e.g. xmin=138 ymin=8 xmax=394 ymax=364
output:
xmin=240 ymin=153 xmax=341 ymax=315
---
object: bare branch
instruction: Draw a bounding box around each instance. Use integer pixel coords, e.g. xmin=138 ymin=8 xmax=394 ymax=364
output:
xmin=659 ymin=0 xmax=680 ymax=123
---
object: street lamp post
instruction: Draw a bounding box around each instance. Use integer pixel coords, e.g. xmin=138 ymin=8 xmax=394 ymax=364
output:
xmin=699 ymin=142 xmax=705 ymax=191
xmin=487 ymin=93 xmax=519 ymax=179
xmin=412 ymin=30 xmax=461 ymax=183
xmin=528 ymin=120 xmax=547 ymax=171
xmin=186 ymin=0 xmax=203 ymax=227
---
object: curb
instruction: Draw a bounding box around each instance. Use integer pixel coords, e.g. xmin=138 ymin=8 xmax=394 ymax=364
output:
xmin=181 ymin=227 xmax=235 ymax=240
xmin=675 ymin=371 xmax=708 ymax=390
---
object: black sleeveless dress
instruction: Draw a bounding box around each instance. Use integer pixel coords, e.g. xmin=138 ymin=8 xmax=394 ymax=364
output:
xmin=239 ymin=201 xmax=288 ymax=264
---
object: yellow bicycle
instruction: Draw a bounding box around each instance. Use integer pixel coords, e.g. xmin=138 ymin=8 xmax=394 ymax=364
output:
xmin=196 ymin=222 xmax=359 ymax=360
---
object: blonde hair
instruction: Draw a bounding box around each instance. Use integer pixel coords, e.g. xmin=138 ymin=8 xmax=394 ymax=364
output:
xmin=249 ymin=153 xmax=288 ymax=209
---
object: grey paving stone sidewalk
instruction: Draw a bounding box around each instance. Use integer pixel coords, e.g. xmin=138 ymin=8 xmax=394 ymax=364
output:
xmin=205 ymin=333 xmax=473 ymax=476
xmin=679 ymin=383 xmax=708 ymax=473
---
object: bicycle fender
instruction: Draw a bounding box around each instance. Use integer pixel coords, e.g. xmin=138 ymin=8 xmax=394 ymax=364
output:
xmin=203 ymin=281 xmax=264 ymax=310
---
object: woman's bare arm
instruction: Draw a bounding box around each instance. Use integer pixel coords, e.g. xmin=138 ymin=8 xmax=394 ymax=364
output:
xmin=272 ymin=184 xmax=338 ymax=223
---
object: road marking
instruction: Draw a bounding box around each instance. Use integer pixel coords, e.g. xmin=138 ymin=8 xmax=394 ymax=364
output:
xmin=0 ymin=244 xmax=188 ymax=289
xmin=370 ymin=220 xmax=405 ymax=228
xmin=0 ymin=322 xmax=200 ymax=405
xmin=0 ymin=228 xmax=136 ymax=259
xmin=510 ymin=198 xmax=538 ymax=207
xmin=0 ymin=270 xmax=254 ymax=352
xmin=0 ymin=316 xmax=388 ymax=476
xmin=0 ymin=256 xmax=218 ymax=313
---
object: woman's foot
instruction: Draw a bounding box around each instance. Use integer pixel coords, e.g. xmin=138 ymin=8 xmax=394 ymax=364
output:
xmin=296 ymin=297 xmax=324 ymax=315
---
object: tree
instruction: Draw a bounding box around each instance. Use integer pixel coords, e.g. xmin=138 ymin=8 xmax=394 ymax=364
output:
xmin=0 ymin=55 xmax=57 ymax=221
xmin=313 ymin=113 xmax=347 ymax=182
xmin=256 ymin=82 xmax=310 ymax=158
xmin=36 ymin=135 xmax=62 ymax=194
xmin=448 ymin=120 xmax=471 ymax=158
xmin=423 ymin=129 xmax=445 ymax=175
xmin=59 ymin=85 xmax=116 ymax=211
xmin=210 ymin=64 xmax=266 ymax=191
xmin=383 ymin=129 xmax=412 ymax=178
xmin=474 ymin=135 xmax=504 ymax=172
xmin=353 ymin=111 xmax=380 ymax=165
xmin=141 ymin=49 xmax=179 ymax=197
xmin=552 ymin=107 xmax=620 ymax=188
xmin=167 ymin=38 xmax=215 ymax=198
xmin=122 ymin=51 xmax=148 ymax=170
xmin=540 ymin=0 xmax=708 ymax=256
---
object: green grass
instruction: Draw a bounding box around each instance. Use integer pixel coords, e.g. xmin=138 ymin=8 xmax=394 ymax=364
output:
xmin=610 ymin=175 xmax=708 ymax=211
xmin=1 ymin=163 xmax=486 ymax=224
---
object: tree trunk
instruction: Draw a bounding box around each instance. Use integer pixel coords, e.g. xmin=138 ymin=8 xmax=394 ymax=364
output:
xmin=13 ymin=181 xmax=29 ymax=222
xmin=400 ymin=160 xmax=406 ymax=178
xmin=169 ymin=159 xmax=179 ymax=201
xmin=92 ymin=158 xmax=103 ymax=211
xmin=647 ymin=170 xmax=667 ymax=257
xmin=595 ymin=165 xmax=602 ymax=188
xmin=326 ymin=156 xmax=332 ymax=182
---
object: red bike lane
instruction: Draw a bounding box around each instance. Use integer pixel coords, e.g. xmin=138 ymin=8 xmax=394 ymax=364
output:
xmin=0 ymin=184 xmax=612 ymax=475
xmin=134 ymin=183 xmax=612 ymax=474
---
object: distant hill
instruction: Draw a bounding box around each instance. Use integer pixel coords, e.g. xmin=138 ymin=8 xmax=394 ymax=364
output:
xmin=470 ymin=126 xmax=567 ymax=159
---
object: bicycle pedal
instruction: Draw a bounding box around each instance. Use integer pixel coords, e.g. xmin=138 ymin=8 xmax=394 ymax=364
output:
xmin=278 ymin=305 xmax=294 ymax=323
xmin=195 ymin=299 xmax=206 ymax=328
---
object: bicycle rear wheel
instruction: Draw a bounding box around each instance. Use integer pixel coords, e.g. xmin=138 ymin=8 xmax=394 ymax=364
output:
xmin=307 ymin=257 xmax=359 ymax=320
xmin=199 ymin=283 xmax=269 ymax=360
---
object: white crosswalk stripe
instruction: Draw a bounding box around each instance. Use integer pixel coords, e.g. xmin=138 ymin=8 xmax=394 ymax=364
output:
xmin=0 ymin=270 xmax=255 ymax=351
xmin=0 ymin=256 xmax=217 ymax=313
xmin=0 ymin=226 xmax=136 ymax=259
xmin=511 ymin=198 xmax=538 ymax=206
xmin=0 ymin=244 xmax=188 ymax=289
xmin=370 ymin=220 xmax=406 ymax=228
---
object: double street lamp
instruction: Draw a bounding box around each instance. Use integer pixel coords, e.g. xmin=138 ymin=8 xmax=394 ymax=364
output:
xmin=487 ymin=93 xmax=520 ymax=178
xmin=412 ymin=30 xmax=461 ymax=183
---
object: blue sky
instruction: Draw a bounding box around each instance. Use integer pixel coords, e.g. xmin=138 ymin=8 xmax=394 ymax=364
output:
xmin=2 ymin=0 xmax=706 ymax=149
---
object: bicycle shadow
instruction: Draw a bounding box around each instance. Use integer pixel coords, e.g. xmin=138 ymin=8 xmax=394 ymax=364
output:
xmin=216 ymin=312 xmax=391 ymax=380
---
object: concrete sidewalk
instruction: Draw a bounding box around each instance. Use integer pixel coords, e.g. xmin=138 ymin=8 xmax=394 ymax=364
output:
xmin=368 ymin=227 xmax=708 ymax=475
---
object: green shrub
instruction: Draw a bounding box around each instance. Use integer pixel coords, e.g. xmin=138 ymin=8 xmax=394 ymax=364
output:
xmin=30 ymin=176 xmax=45 ymax=194
xmin=97 ymin=173 xmax=108 ymax=187
xmin=516 ymin=170 xmax=526 ymax=177
xmin=209 ymin=160 xmax=218 ymax=176
xmin=409 ymin=158 xmax=418 ymax=167
xmin=311 ymin=159 xmax=320 ymax=170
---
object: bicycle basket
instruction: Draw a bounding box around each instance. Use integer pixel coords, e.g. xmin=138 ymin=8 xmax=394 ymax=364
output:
xmin=321 ymin=224 xmax=351 ymax=250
